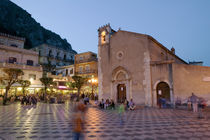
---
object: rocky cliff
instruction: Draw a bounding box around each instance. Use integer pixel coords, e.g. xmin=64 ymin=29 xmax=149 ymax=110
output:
xmin=0 ymin=0 xmax=76 ymax=53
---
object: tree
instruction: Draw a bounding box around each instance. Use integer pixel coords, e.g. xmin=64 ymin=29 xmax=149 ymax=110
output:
xmin=19 ymin=80 xmax=31 ymax=95
xmin=66 ymin=81 xmax=76 ymax=94
xmin=68 ymin=75 xmax=87 ymax=98
xmin=0 ymin=68 xmax=24 ymax=105
xmin=40 ymin=76 xmax=54 ymax=101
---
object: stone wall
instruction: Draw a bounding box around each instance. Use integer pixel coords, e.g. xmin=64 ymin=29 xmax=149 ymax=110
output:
xmin=173 ymin=63 xmax=210 ymax=101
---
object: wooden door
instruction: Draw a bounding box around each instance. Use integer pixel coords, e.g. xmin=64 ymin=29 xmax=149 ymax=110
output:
xmin=117 ymin=84 xmax=126 ymax=103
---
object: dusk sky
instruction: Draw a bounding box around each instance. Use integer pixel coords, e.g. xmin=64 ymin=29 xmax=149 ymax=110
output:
xmin=10 ymin=0 xmax=210 ymax=66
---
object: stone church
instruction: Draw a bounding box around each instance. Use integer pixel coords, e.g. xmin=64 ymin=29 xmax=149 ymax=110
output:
xmin=98 ymin=24 xmax=210 ymax=107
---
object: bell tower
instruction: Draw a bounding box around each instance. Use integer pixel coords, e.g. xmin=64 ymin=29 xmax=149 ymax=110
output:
xmin=98 ymin=23 xmax=112 ymax=46
xmin=97 ymin=23 xmax=113 ymax=101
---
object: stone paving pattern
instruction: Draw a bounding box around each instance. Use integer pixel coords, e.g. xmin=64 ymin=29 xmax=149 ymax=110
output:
xmin=1 ymin=103 xmax=210 ymax=140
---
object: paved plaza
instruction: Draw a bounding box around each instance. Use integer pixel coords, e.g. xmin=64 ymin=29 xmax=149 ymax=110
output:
xmin=1 ymin=103 xmax=210 ymax=140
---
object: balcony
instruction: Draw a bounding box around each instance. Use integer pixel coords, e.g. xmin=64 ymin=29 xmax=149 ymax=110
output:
xmin=0 ymin=61 xmax=42 ymax=71
xmin=75 ymin=70 xmax=97 ymax=75
xmin=48 ymin=54 xmax=55 ymax=58
xmin=75 ymin=58 xmax=97 ymax=64
xmin=56 ymin=56 xmax=63 ymax=60
xmin=64 ymin=58 xmax=74 ymax=63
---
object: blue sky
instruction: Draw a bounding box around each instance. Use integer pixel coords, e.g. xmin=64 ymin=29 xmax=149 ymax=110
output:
xmin=10 ymin=0 xmax=210 ymax=65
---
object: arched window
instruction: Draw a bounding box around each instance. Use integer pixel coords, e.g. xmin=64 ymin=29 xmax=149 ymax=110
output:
xmin=49 ymin=50 xmax=52 ymax=57
xmin=101 ymin=31 xmax=106 ymax=44
xmin=64 ymin=54 xmax=66 ymax=60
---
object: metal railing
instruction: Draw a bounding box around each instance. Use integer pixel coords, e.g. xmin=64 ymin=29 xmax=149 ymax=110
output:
xmin=75 ymin=70 xmax=97 ymax=74
xmin=0 ymin=61 xmax=42 ymax=71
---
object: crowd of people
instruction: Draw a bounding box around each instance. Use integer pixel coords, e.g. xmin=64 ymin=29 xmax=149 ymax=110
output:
xmin=98 ymin=98 xmax=136 ymax=110
xmin=20 ymin=95 xmax=38 ymax=105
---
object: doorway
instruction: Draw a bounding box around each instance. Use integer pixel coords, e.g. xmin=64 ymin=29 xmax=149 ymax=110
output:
xmin=117 ymin=84 xmax=126 ymax=103
xmin=156 ymin=82 xmax=170 ymax=105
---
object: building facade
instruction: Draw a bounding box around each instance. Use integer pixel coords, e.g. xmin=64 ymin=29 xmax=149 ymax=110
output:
xmin=47 ymin=52 xmax=98 ymax=94
xmin=56 ymin=65 xmax=74 ymax=77
xmin=31 ymin=44 xmax=76 ymax=71
xmin=0 ymin=33 xmax=25 ymax=48
xmin=0 ymin=33 xmax=43 ymax=95
xmin=98 ymin=24 xmax=210 ymax=106
xmin=74 ymin=51 xmax=98 ymax=78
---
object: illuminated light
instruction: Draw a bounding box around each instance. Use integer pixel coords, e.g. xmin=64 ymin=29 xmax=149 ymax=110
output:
xmin=17 ymin=87 xmax=22 ymax=91
xmin=101 ymin=31 xmax=106 ymax=36
xmin=29 ymin=78 xmax=33 ymax=83
xmin=58 ymin=86 xmax=67 ymax=89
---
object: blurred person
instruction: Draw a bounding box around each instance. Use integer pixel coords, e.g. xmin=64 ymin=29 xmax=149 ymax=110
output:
xmin=72 ymin=111 xmax=83 ymax=140
xmin=110 ymin=99 xmax=115 ymax=110
xmin=124 ymin=100 xmax=129 ymax=110
xmin=158 ymin=96 xmax=162 ymax=109
xmin=104 ymin=99 xmax=110 ymax=109
xmin=72 ymin=100 xmax=86 ymax=140
xmin=190 ymin=93 xmax=199 ymax=112
xmin=118 ymin=101 xmax=125 ymax=125
xmin=187 ymin=97 xmax=192 ymax=111
xmin=129 ymin=99 xmax=136 ymax=110
xmin=198 ymin=98 xmax=206 ymax=119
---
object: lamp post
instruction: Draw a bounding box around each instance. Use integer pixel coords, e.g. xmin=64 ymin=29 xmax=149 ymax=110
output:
xmin=88 ymin=78 xmax=97 ymax=100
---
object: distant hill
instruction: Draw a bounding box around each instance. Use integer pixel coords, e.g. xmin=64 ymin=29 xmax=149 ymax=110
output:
xmin=0 ymin=0 xmax=76 ymax=53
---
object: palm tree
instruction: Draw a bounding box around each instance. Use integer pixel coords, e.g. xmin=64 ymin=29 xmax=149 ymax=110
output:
xmin=19 ymin=80 xmax=31 ymax=95
xmin=0 ymin=68 xmax=24 ymax=105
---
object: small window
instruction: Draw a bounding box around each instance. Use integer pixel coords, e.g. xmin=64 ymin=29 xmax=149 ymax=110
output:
xmin=71 ymin=56 xmax=73 ymax=60
xmin=49 ymin=50 xmax=52 ymax=56
xmin=27 ymin=60 xmax=33 ymax=66
xmin=10 ymin=44 xmax=18 ymax=47
xmin=9 ymin=57 xmax=17 ymax=63
xmin=64 ymin=54 xmax=66 ymax=60
xmin=29 ymin=74 xmax=36 ymax=80
xmin=70 ymin=69 xmax=73 ymax=74
xmin=79 ymin=66 xmax=83 ymax=73
xmin=79 ymin=56 xmax=83 ymax=61
xmin=66 ymin=69 xmax=68 ymax=75
xmin=85 ymin=65 xmax=90 ymax=71
xmin=102 ymin=35 xmax=106 ymax=42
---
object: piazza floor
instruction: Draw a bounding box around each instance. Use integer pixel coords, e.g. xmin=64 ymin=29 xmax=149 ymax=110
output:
xmin=0 ymin=103 xmax=210 ymax=140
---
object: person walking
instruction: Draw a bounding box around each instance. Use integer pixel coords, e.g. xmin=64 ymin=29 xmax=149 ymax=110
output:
xmin=190 ymin=93 xmax=198 ymax=112
xmin=72 ymin=111 xmax=83 ymax=140
xmin=118 ymin=102 xmax=125 ymax=125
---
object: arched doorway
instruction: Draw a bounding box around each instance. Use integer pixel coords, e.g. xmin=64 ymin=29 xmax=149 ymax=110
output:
xmin=156 ymin=82 xmax=170 ymax=105
xmin=117 ymin=84 xmax=126 ymax=103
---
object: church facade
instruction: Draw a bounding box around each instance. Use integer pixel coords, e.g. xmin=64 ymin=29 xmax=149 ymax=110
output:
xmin=98 ymin=24 xmax=210 ymax=107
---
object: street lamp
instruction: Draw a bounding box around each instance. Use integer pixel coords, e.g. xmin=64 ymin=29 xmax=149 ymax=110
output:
xmin=88 ymin=78 xmax=98 ymax=99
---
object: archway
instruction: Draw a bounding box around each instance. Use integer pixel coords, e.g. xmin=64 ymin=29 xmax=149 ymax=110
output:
xmin=111 ymin=66 xmax=131 ymax=103
xmin=117 ymin=84 xmax=126 ymax=103
xmin=156 ymin=82 xmax=170 ymax=105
